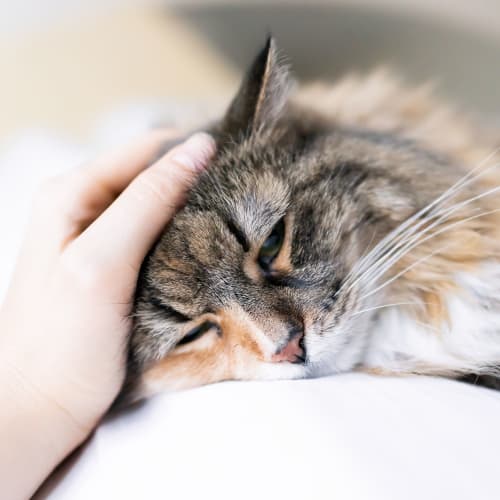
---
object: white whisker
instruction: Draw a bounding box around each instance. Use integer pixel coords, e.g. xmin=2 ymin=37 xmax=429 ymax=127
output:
xmin=345 ymin=167 xmax=500 ymax=296
xmin=339 ymin=149 xmax=500 ymax=296
xmin=360 ymin=243 xmax=455 ymax=301
xmin=351 ymin=301 xmax=425 ymax=317
xmin=361 ymin=206 xmax=500 ymax=300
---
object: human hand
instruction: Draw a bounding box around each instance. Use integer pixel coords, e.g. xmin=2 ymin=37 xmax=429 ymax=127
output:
xmin=0 ymin=131 xmax=215 ymax=499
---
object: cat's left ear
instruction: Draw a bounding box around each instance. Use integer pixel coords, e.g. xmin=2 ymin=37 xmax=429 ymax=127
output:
xmin=219 ymin=36 xmax=292 ymax=139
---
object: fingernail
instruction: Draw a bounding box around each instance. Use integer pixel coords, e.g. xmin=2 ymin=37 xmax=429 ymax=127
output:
xmin=169 ymin=132 xmax=216 ymax=172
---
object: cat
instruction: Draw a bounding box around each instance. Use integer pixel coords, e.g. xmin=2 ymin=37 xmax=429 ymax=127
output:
xmin=117 ymin=37 xmax=500 ymax=405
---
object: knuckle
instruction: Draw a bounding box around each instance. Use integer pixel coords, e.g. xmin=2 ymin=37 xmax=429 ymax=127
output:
xmin=131 ymin=167 xmax=192 ymax=205
xmin=131 ymin=172 xmax=171 ymax=205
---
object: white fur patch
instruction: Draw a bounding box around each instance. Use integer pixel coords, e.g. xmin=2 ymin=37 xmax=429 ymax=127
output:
xmin=363 ymin=261 xmax=500 ymax=375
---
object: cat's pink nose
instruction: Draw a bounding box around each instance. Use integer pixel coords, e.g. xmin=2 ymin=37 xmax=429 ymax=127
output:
xmin=271 ymin=333 xmax=306 ymax=364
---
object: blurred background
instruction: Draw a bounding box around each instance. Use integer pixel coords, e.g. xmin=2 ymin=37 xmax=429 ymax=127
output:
xmin=1 ymin=0 xmax=500 ymax=143
xmin=1 ymin=0 xmax=500 ymax=286
xmin=0 ymin=0 xmax=500 ymax=304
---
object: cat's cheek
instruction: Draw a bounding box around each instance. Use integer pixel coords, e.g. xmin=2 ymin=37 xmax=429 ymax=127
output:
xmin=137 ymin=354 xmax=307 ymax=399
xmin=131 ymin=343 xmax=308 ymax=400
xmin=303 ymin=319 xmax=372 ymax=377
xmin=132 ymin=331 xmax=263 ymax=396
xmin=130 ymin=303 xmax=315 ymax=399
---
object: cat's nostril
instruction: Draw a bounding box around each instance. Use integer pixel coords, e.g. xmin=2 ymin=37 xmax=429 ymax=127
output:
xmin=271 ymin=329 xmax=306 ymax=364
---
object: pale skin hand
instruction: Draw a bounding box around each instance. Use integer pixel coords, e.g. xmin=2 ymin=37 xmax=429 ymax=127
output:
xmin=0 ymin=132 xmax=216 ymax=499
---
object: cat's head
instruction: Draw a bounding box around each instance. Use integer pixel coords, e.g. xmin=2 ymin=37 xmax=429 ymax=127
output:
xmin=123 ymin=38 xmax=454 ymax=402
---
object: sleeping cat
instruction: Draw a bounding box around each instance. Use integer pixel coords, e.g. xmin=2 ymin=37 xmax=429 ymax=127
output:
xmin=118 ymin=37 xmax=500 ymax=404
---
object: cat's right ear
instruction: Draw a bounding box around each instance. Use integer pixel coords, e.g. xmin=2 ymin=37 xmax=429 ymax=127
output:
xmin=219 ymin=37 xmax=292 ymax=140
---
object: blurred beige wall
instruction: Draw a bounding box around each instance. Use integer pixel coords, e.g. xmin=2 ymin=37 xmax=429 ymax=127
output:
xmin=1 ymin=0 xmax=499 ymax=142
xmin=0 ymin=4 xmax=238 ymax=140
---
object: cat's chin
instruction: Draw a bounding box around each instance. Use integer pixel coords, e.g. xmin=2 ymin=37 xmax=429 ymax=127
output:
xmin=237 ymin=359 xmax=309 ymax=382
xmin=303 ymin=321 xmax=372 ymax=378
xmin=118 ymin=320 xmax=372 ymax=408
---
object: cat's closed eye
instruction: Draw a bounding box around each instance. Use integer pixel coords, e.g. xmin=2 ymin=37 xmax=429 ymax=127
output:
xmin=176 ymin=321 xmax=218 ymax=347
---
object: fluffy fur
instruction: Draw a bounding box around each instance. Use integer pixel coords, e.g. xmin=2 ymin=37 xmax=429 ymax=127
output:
xmin=117 ymin=38 xmax=500 ymax=405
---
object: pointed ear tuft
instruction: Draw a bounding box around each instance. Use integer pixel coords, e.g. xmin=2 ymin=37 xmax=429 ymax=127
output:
xmin=220 ymin=36 xmax=292 ymax=139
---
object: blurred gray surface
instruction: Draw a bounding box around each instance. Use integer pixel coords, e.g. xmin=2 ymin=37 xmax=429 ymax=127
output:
xmin=174 ymin=4 xmax=500 ymax=114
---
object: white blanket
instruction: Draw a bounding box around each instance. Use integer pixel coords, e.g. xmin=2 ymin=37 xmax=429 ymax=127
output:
xmin=2 ymin=132 xmax=500 ymax=500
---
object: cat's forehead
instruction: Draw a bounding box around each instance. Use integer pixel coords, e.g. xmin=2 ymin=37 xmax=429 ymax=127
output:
xmin=187 ymin=142 xmax=293 ymax=236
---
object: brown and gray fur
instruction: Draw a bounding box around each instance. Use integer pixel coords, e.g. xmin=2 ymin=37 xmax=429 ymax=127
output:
xmin=118 ymin=38 xmax=500 ymax=405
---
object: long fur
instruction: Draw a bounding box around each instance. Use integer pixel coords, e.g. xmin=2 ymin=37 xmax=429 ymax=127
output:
xmin=116 ymin=39 xmax=500 ymax=406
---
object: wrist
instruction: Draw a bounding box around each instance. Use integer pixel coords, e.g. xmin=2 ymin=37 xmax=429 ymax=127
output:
xmin=0 ymin=348 xmax=89 ymax=499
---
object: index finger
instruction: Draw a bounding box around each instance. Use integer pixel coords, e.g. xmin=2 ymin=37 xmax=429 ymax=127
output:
xmin=77 ymin=129 xmax=181 ymax=196
xmin=69 ymin=133 xmax=216 ymax=274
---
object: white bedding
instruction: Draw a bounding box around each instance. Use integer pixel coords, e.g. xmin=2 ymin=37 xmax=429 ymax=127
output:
xmin=2 ymin=131 xmax=500 ymax=500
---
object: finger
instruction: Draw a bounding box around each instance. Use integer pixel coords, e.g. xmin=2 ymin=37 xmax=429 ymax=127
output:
xmin=19 ymin=130 xmax=180 ymax=268
xmin=6 ymin=130 xmax=186 ymax=306
xmin=68 ymin=133 xmax=216 ymax=275
xmin=55 ymin=129 xmax=181 ymax=227
xmin=77 ymin=128 xmax=180 ymax=196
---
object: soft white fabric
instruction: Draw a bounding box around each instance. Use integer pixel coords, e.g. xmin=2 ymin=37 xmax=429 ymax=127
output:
xmin=41 ymin=375 xmax=500 ymax=500
xmin=1 ymin=132 xmax=500 ymax=500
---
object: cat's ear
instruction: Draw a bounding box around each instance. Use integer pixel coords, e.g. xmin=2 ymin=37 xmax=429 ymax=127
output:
xmin=220 ymin=37 xmax=292 ymax=138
